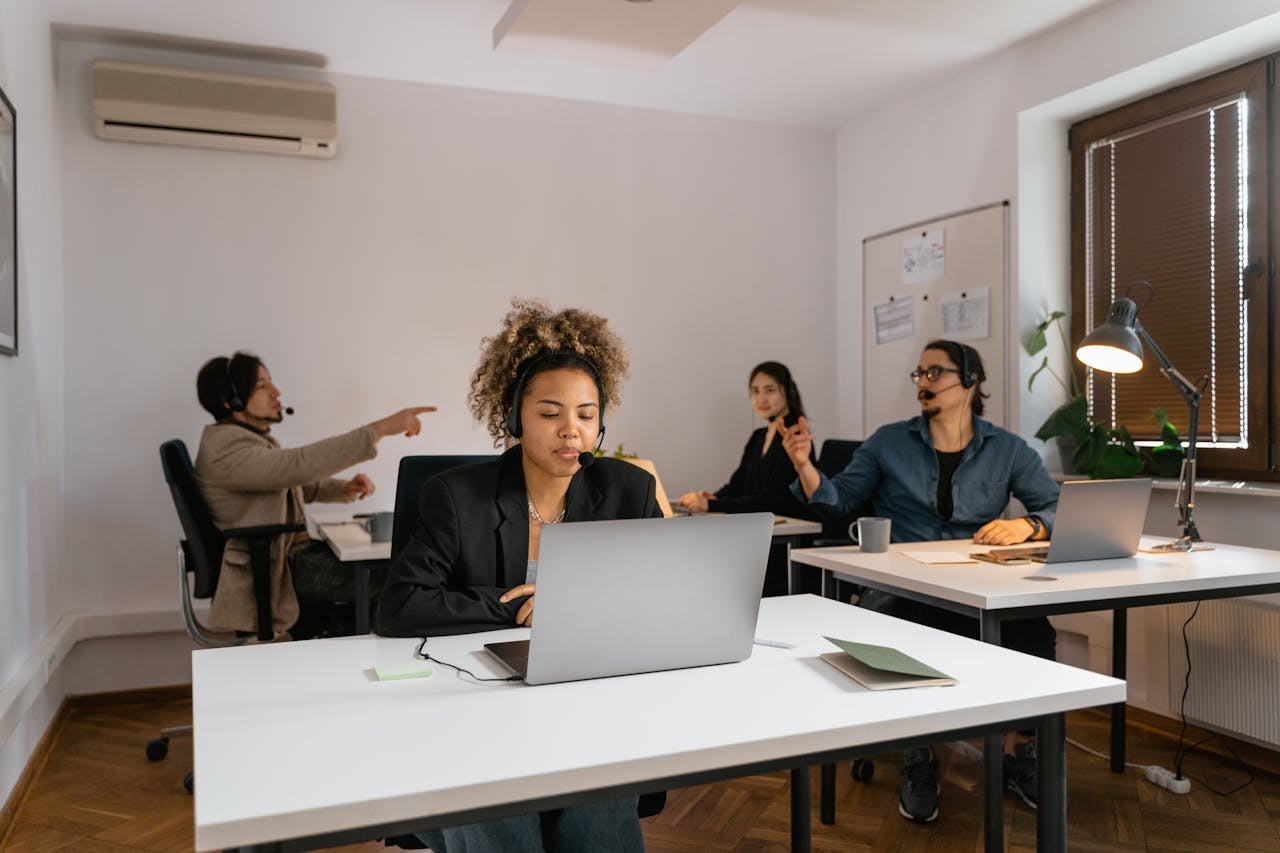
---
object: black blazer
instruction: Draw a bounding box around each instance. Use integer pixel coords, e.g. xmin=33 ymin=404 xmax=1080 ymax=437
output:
xmin=708 ymin=427 xmax=816 ymax=519
xmin=375 ymin=446 xmax=662 ymax=637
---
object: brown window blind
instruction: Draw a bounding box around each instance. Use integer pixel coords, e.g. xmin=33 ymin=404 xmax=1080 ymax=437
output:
xmin=1070 ymin=58 xmax=1270 ymax=475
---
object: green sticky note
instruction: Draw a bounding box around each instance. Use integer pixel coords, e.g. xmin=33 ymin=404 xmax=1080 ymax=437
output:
xmin=374 ymin=660 xmax=433 ymax=681
xmin=823 ymin=636 xmax=950 ymax=680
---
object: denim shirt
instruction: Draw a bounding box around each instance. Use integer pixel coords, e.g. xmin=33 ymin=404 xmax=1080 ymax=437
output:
xmin=792 ymin=416 xmax=1059 ymax=543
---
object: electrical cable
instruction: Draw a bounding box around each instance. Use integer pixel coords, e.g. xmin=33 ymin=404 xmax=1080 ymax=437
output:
xmin=1172 ymin=601 xmax=1202 ymax=777
xmin=415 ymin=637 xmax=521 ymax=683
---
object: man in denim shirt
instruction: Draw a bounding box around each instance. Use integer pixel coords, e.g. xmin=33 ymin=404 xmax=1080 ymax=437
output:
xmin=782 ymin=340 xmax=1058 ymax=824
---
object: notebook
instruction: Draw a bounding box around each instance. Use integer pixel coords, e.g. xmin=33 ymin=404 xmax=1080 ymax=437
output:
xmin=819 ymin=636 xmax=956 ymax=690
xmin=977 ymin=478 xmax=1153 ymax=564
xmin=485 ymin=512 xmax=774 ymax=685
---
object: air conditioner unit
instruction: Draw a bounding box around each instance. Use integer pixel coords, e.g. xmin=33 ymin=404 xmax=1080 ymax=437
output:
xmin=91 ymin=59 xmax=337 ymax=159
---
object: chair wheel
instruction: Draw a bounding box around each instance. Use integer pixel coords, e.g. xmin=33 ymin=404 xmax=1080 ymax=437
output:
xmin=146 ymin=737 xmax=169 ymax=761
xmin=184 ymin=772 xmax=194 ymax=794
xmin=850 ymin=758 xmax=874 ymax=783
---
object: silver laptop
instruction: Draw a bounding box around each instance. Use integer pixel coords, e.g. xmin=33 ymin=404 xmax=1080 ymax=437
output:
xmin=485 ymin=513 xmax=773 ymax=685
xmin=991 ymin=478 xmax=1153 ymax=563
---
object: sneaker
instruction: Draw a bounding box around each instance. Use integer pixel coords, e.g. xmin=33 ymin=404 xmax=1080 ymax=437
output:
xmin=1004 ymin=741 xmax=1039 ymax=809
xmin=899 ymin=747 xmax=940 ymax=823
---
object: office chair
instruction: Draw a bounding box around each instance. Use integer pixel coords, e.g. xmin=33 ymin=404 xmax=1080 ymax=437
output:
xmin=389 ymin=455 xmax=498 ymax=561
xmin=813 ymin=438 xmax=869 ymax=546
xmin=381 ymin=454 xmax=664 ymax=848
xmin=147 ymin=439 xmax=305 ymax=793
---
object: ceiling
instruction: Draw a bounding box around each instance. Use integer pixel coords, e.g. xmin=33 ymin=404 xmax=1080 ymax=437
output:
xmin=51 ymin=0 xmax=1112 ymax=129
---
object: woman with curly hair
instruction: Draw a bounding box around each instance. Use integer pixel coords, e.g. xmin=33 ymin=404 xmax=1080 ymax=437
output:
xmin=377 ymin=300 xmax=657 ymax=851
xmin=378 ymin=297 xmax=659 ymax=639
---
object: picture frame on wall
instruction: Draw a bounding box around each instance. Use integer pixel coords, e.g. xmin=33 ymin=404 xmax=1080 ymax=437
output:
xmin=0 ymin=84 xmax=14 ymax=357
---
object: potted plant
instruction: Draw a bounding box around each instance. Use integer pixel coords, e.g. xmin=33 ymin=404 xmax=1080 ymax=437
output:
xmin=1025 ymin=310 xmax=1143 ymax=478
xmin=1026 ymin=310 xmax=1086 ymax=472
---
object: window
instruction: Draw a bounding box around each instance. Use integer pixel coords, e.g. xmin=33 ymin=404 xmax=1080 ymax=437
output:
xmin=1070 ymin=57 xmax=1271 ymax=477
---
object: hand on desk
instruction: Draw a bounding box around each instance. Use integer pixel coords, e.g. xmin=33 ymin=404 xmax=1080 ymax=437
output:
xmin=973 ymin=518 xmax=1035 ymax=546
xmin=500 ymin=583 xmax=536 ymax=627
xmin=344 ymin=473 xmax=375 ymax=500
xmin=675 ymin=490 xmax=713 ymax=513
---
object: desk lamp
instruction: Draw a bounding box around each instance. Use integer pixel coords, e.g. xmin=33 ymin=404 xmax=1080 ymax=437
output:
xmin=1075 ymin=283 xmax=1204 ymax=551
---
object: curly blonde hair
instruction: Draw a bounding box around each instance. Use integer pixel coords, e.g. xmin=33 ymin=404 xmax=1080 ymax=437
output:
xmin=469 ymin=299 xmax=630 ymax=445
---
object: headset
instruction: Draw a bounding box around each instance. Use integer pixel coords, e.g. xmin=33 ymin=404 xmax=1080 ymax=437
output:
xmin=956 ymin=343 xmax=981 ymax=389
xmin=506 ymin=351 xmax=606 ymax=452
xmin=223 ymin=355 xmax=247 ymax=412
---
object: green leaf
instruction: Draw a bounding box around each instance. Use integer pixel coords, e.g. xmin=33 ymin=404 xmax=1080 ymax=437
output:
xmin=1035 ymin=393 xmax=1088 ymax=441
xmin=1027 ymin=356 xmax=1050 ymax=392
xmin=1047 ymin=310 xmax=1066 ymax=322
xmin=1026 ymin=326 xmax=1048 ymax=356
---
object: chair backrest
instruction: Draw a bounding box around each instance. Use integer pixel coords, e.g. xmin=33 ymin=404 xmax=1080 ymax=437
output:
xmin=814 ymin=439 xmax=872 ymax=542
xmin=817 ymin=438 xmax=863 ymax=478
xmin=159 ymin=439 xmax=226 ymax=599
xmin=391 ymin=455 xmax=497 ymax=561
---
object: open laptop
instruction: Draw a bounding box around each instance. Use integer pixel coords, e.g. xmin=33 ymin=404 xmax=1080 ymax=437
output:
xmin=981 ymin=478 xmax=1153 ymax=563
xmin=485 ymin=512 xmax=774 ymax=685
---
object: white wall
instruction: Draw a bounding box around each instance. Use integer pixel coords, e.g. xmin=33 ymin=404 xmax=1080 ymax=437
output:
xmin=836 ymin=0 xmax=1280 ymax=716
xmin=0 ymin=0 xmax=69 ymax=812
xmin=56 ymin=41 xmax=837 ymax=616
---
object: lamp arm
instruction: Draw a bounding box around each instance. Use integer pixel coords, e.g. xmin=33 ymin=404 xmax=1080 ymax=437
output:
xmin=1132 ymin=320 xmax=1202 ymax=545
xmin=1135 ymin=321 xmax=1199 ymax=401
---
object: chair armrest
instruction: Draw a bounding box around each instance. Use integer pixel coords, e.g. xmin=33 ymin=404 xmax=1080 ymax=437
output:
xmin=222 ymin=522 xmax=307 ymax=541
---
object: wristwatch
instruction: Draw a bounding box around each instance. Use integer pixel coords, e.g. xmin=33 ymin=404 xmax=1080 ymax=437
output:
xmin=1023 ymin=515 xmax=1044 ymax=539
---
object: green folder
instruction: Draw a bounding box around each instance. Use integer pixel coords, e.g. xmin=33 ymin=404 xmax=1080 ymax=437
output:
xmin=820 ymin=636 xmax=955 ymax=690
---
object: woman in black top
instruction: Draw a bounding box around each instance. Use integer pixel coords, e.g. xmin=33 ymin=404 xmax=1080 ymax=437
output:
xmin=376 ymin=299 xmax=653 ymax=853
xmin=675 ymin=361 xmax=815 ymax=518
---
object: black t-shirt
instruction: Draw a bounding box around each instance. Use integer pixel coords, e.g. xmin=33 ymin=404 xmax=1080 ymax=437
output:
xmin=935 ymin=449 xmax=965 ymax=521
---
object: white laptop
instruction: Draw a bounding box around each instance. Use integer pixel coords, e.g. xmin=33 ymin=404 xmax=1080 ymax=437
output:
xmin=984 ymin=478 xmax=1153 ymax=563
xmin=485 ymin=513 xmax=774 ymax=685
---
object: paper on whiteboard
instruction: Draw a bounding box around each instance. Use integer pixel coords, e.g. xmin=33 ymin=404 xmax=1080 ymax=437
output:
xmin=901 ymin=229 xmax=945 ymax=284
xmin=873 ymin=296 xmax=913 ymax=345
xmin=939 ymin=286 xmax=989 ymax=340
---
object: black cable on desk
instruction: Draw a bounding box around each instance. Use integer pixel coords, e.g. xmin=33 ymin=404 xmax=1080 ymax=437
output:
xmin=415 ymin=636 xmax=521 ymax=684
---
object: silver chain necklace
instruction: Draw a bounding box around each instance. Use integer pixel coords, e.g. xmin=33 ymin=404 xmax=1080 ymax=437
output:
xmin=528 ymin=501 xmax=566 ymax=526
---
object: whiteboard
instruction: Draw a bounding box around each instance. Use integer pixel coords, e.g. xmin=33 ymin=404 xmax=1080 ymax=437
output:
xmin=861 ymin=202 xmax=1009 ymax=434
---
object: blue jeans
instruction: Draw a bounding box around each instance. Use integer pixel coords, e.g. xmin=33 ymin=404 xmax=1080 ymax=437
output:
xmin=416 ymin=796 xmax=644 ymax=853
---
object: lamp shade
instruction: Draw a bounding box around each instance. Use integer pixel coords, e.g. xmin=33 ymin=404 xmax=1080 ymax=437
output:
xmin=1076 ymin=297 xmax=1144 ymax=374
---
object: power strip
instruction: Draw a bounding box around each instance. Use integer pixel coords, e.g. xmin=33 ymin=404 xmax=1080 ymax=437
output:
xmin=1144 ymin=765 xmax=1191 ymax=794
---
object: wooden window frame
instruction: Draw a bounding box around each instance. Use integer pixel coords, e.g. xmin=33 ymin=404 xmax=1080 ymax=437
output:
xmin=1069 ymin=57 xmax=1273 ymax=478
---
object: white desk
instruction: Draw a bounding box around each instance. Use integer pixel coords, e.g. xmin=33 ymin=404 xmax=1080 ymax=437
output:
xmin=192 ymin=594 xmax=1122 ymax=852
xmin=790 ymin=536 xmax=1280 ymax=835
xmin=771 ymin=514 xmax=822 ymax=537
xmin=317 ymin=521 xmax=391 ymax=561
xmin=315 ymin=522 xmax=388 ymax=634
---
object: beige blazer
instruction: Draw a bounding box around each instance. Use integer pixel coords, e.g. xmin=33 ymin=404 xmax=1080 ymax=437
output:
xmin=194 ymin=421 xmax=377 ymax=635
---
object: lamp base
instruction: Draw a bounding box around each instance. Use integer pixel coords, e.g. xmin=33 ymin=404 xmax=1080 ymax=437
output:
xmin=1148 ymin=535 xmax=1212 ymax=553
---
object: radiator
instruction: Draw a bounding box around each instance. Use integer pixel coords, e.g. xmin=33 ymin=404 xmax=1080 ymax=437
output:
xmin=1167 ymin=599 xmax=1280 ymax=749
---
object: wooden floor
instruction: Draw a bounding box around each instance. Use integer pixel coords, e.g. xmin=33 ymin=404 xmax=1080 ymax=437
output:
xmin=3 ymin=693 xmax=1279 ymax=852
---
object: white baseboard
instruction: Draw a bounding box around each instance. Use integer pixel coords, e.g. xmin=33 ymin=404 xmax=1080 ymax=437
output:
xmin=0 ymin=607 xmax=198 ymax=753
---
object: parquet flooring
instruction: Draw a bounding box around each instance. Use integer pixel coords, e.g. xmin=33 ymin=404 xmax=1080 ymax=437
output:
xmin=3 ymin=693 xmax=1279 ymax=852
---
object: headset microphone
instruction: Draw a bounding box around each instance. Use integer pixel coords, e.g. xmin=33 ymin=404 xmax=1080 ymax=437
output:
xmin=918 ymin=383 xmax=963 ymax=401
xmin=577 ymin=451 xmax=595 ymax=467
xmin=284 ymin=407 xmax=295 ymax=416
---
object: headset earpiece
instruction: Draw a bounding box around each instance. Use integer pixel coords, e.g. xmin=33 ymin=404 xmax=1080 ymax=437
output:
xmin=506 ymin=373 xmax=526 ymax=438
xmin=958 ymin=345 xmax=979 ymax=389
xmin=224 ymin=356 xmax=246 ymax=412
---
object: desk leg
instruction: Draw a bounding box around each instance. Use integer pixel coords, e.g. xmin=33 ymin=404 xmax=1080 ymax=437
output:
xmin=791 ymin=767 xmax=811 ymax=852
xmin=786 ymin=543 xmax=795 ymax=596
xmin=1111 ymin=608 xmax=1127 ymax=772
xmin=354 ymin=564 xmax=370 ymax=636
xmin=979 ymin=613 xmax=1004 ymax=853
xmin=820 ymin=762 xmax=835 ymax=824
xmin=1037 ymin=712 xmax=1067 ymax=852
